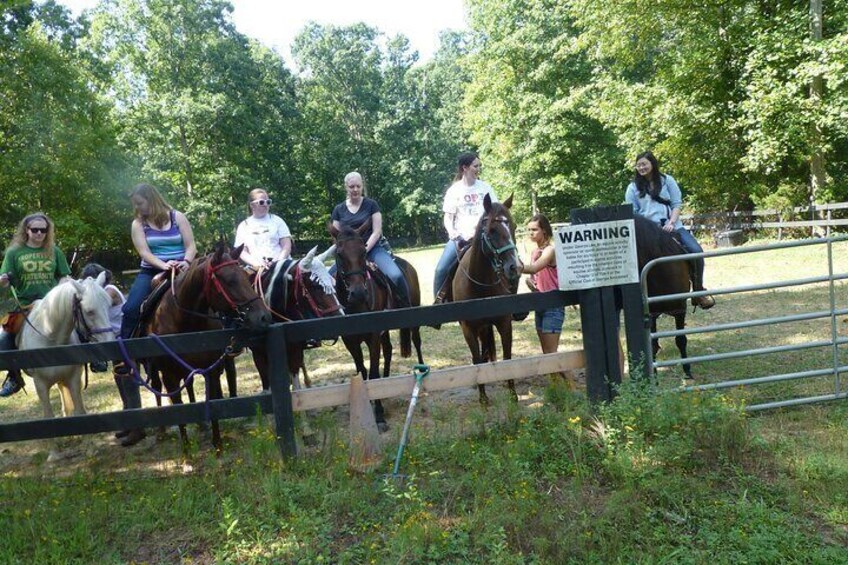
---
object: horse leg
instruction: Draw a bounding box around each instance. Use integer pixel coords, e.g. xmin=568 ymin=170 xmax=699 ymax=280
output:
xmin=460 ymin=323 xmax=488 ymax=405
xmin=165 ymin=375 xmax=189 ymax=452
xmin=208 ymin=371 xmax=224 ymax=454
xmin=368 ymin=333 xmax=388 ymax=432
xmin=250 ymin=344 xmax=270 ymax=390
xmin=381 ymin=331 xmax=393 ymax=379
xmin=343 ymin=337 xmax=368 ymax=380
xmin=675 ymin=313 xmax=691 ymax=379
xmin=651 ymin=317 xmax=660 ymax=373
xmin=33 ymin=377 xmax=55 ymax=420
xmin=60 ymin=367 xmax=86 ymax=416
xmin=495 ymin=318 xmax=517 ymax=402
xmin=224 ymin=356 xmax=237 ymax=398
xmin=413 ymin=327 xmax=424 ymax=365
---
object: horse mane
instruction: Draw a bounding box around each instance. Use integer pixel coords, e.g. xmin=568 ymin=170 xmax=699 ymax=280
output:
xmin=633 ymin=215 xmax=687 ymax=268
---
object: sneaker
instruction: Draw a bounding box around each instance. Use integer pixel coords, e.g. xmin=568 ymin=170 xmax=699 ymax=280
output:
xmin=512 ymin=311 xmax=530 ymax=322
xmin=692 ymin=294 xmax=716 ymax=310
xmin=0 ymin=372 xmax=24 ymax=397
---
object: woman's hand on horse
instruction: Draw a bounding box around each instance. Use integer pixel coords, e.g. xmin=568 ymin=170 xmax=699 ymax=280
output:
xmin=662 ymin=223 xmax=675 ymax=233
xmin=166 ymin=260 xmax=190 ymax=271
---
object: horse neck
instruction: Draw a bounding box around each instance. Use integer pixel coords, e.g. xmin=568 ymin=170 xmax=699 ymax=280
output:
xmin=29 ymin=283 xmax=76 ymax=342
xmin=169 ymin=261 xmax=213 ymax=330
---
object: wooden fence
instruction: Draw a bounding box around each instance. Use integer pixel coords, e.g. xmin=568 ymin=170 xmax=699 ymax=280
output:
xmin=0 ymin=206 xmax=648 ymax=459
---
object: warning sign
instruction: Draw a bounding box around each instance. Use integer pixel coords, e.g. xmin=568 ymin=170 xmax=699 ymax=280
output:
xmin=554 ymin=219 xmax=638 ymax=290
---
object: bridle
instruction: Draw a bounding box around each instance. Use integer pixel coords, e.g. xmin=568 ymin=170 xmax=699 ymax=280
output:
xmin=291 ymin=264 xmax=342 ymax=318
xmin=334 ymin=237 xmax=375 ymax=309
xmin=72 ymin=294 xmax=114 ymax=343
xmin=458 ymin=215 xmax=519 ymax=288
xmin=199 ymin=258 xmax=265 ymax=323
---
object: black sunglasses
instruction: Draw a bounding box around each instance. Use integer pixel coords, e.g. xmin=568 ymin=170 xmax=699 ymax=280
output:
xmin=28 ymin=227 xmax=48 ymax=234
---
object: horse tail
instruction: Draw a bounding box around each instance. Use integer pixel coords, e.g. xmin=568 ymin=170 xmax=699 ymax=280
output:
xmin=400 ymin=327 xmax=412 ymax=358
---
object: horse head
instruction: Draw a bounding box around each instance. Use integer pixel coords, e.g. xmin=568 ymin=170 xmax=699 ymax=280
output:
xmin=292 ymin=245 xmax=344 ymax=318
xmin=203 ymin=242 xmax=271 ymax=329
xmin=68 ymin=272 xmax=115 ymax=344
xmin=478 ymin=193 xmax=521 ymax=288
xmin=329 ymin=221 xmax=371 ymax=308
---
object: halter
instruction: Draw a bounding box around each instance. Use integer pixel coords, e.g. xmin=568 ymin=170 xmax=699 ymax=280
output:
xmin=72 ymin=293 xmax=114 ymax=343
xmin=201 ymin=258 xmax=264 ymax=322
xmin=291 ymin=264 xmax=342 ymax=318
xmin=459 ymin=216 xmax=518 ymax=288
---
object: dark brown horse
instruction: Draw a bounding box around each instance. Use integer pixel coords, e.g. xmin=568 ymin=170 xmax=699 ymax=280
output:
xmin=146 ymin=243 xmax=271 ymax=449
xmin=249 ymin=245 xmax=343 ymax=391
xmin=634 ymin=215 xmax=692 ymax=378
xmin=453 ymin=194 xmax=522 ymax=405
xmin=330 ymin=222 xmax=424 ymax=431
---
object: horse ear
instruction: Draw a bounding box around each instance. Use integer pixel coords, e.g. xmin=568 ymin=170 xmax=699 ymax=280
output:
xmin=328 ymin=221 xmax=339 ymax=240
xmin=503 ymin=193 xmax=514 ymax=209
xmin=212 ymin=241 xmax=227 ymax=263
xmin=231 ymin=243 xmax=245 ymax=261
xmin=95 ymin=271 xmax=108 ymax=287
xmin=70 ymin=279 xmax=85 ymax=294
xmin=484 ymin=193 xmax=493 ymax=213
xmin=317 ymin=244 xmax=336 ymax=263
xmin=356 ymin=219 xmax=372 ymax=239
xmin=301 ymin=245 xmax=318 ymax=270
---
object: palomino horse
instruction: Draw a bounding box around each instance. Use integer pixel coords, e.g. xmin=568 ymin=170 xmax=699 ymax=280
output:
xmin=633 ymin=215 xmax=693 ymax=378
xmin=330 ymin=222 xmax=424 ymax=431
xmin=249 ymin=245 xmax=343 ymax=391
xmin=18 ymin=272 xmax=115 ymax=420
xmin=453 ymin=194 xmax=522 ymax=405
xmin=145 ymin=243 xmax=271 ymax=450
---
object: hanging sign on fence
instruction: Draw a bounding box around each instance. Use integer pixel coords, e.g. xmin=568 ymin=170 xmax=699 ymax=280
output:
xmin=554 ymin=219 xmax=638 ymax=290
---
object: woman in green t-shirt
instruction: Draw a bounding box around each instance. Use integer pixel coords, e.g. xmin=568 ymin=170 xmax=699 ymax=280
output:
xmin=0 ymin=212 xmax=71 ymax=397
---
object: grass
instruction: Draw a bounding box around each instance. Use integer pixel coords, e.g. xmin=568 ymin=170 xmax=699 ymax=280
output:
xmin=0 ymin=234 xmax=847 ymax=562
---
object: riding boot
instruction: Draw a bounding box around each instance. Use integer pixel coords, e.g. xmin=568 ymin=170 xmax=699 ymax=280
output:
xmin=689 ymin=258 xmax=715 ymax=310
xmin=0 ymin=369 xmax=25 ymax=397
xmin=114 ymin=363 xmax=147 ymax=446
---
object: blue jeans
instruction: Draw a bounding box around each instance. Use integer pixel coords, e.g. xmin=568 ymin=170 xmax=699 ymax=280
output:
xmin=433 ymin=240 xmax=461 ymax=296
xmin=1 ymin=329 xmax=21 ymax=381
xmin=121 ymin=268 xmax=160 ymax=339
xmin=330 ymin=246 xmax=410 ymax=304
xmin=675 ymin=228 xmax=706 ymax=290
xmin=535 ymin=307 xmax=565 ymax=334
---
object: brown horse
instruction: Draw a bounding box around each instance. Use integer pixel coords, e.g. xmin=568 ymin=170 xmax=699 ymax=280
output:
xmin=633 ymin=215 xmax=693 ymax=378
xmin=145 ymin=243 xmax=271 ymax=450
xmin=453 ymin=194 xmax=522 ymax=405
xmin=249 ymin=245 xmax=343 ymax=391
xmin=330 ymin=222 xmax=423 ymax=432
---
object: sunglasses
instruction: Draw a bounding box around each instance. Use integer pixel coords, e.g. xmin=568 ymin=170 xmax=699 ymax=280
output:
xmin=28 ymin=227 xmax=48 ymax=234
xmin=252 ymin=199 xmax=272 ymax=206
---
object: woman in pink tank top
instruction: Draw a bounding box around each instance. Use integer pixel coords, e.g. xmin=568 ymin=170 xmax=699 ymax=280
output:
xmin=521 ymin=214 xmax=572 ymax=386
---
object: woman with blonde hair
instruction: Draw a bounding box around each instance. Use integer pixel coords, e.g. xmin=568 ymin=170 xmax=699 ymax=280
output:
xmin=115 ymin=183 xmax=196 ymax=446
xmin=0 ymin=212 xmax=72 ymax=397
xmin=234 ymin=188 xmax=292 ymax=270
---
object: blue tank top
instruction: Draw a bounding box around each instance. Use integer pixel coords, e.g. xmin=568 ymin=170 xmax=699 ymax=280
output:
xmin=140 ymin=210 xmax=186 ymax=269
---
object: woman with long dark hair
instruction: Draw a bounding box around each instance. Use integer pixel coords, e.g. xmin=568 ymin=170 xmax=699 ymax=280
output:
xmin=433 ymin=152 xmax=498 ymax=303
xmin=625 ymin=151 xmax=714 ymax=309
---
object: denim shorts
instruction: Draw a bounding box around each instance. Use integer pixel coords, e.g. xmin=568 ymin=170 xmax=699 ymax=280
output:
xmin=535 ymin=307 xmax=565 ymax=334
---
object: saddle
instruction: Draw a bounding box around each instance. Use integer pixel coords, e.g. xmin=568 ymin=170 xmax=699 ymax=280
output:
xmin=132 ymin=272 xmax=173 ymax=338
xmin=0 ymin=304 xmax=33 ymax=335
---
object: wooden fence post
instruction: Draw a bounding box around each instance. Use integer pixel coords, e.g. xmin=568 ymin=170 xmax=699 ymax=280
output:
xmin=267 ymin=324 xmax=296 ymax=459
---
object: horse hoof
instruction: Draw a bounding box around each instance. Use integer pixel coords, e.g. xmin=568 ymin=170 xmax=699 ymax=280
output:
xmin=377 ymin=422 xmax=390 ymax=433
xmin=120 ymin=429 xmax=147 ymax=447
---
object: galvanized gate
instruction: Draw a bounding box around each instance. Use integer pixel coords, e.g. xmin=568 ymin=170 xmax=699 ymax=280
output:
xmin=640 ymin=236 xmax=848 ymax=411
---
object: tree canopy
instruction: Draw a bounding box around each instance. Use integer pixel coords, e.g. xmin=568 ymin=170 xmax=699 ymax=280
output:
xmin=2 ymin=0 xmax=846 ymax=263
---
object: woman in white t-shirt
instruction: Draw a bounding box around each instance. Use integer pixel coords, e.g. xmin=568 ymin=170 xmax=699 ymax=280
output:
xmin=234 ymin=188 xmax=293 ymax=270
xmin=433 ymin=152 xmax=498 ymax=303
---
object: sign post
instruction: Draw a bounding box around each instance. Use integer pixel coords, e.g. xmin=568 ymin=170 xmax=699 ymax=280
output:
xmin=564 ymin=205 xmax=648 ymax=402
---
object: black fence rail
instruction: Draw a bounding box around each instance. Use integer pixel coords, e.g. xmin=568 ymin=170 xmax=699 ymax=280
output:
xmin=0 ymin=287 xmax=647 ymax=457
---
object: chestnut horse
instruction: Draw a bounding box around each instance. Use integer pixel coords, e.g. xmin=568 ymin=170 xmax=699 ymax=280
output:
xmin=249 ymin=245 xmax=343 ymax=391
xmin=453 ymin=194 xmax=522 ymax=405
xmin=145 ymin=243 xmax=271 ymax=449
xmin=633 ymin=215 xmax=692 ymax=378
xmin=330 ymin=222 xmax=423 ymax=431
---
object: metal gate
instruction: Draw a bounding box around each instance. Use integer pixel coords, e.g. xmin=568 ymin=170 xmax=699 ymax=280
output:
xmin=640 ymin=236 xmax=848 ymax=411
